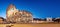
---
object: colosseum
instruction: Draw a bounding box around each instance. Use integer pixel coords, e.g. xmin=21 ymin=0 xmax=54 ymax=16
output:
xmin=6 ymin=4 xmax=33 ymax=23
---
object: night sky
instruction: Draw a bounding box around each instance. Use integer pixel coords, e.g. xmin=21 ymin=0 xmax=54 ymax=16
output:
xmin=0 ymin=0 xmax=60 ymax=18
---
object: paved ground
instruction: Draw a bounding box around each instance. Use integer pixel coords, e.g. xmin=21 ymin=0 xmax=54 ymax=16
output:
xmin=0 ymin=24 xmax=60 ymax=27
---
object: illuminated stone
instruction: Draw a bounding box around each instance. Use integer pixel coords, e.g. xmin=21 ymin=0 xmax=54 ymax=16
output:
xmin=6 ymin=4 xmax=33 ymax=23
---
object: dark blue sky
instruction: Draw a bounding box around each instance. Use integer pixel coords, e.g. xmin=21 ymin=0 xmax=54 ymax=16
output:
xmin=0 ymin=0 xmax=60 ymax=18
